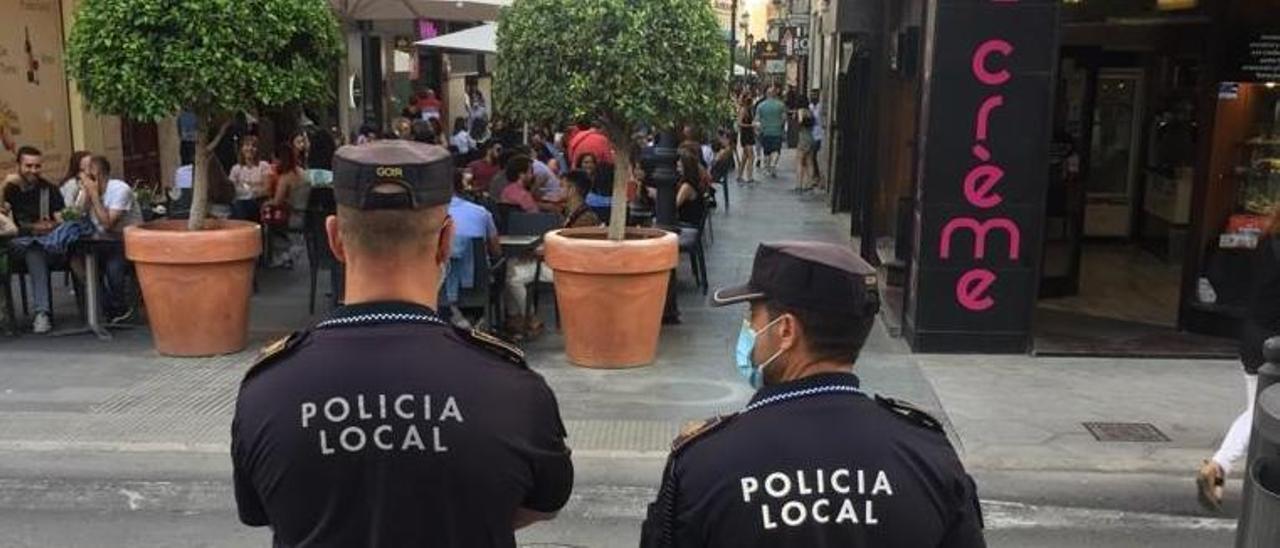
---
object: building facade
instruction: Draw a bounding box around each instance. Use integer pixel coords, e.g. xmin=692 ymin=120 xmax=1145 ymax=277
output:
xmin=812 ymin=0 xmax=1280 ymax=355
xmin=2 ymin=0 xmax=179 ymax=192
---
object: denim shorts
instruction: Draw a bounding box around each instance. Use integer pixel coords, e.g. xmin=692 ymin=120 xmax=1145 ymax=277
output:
xmin=760 ymin=135 xmax=783 ymax=155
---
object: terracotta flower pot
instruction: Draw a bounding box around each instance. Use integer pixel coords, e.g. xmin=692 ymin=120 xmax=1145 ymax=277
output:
xmin=544 ymin=227 xmax=679 ymax=368
xmin=125 ymin=219 xmax=262 ymax=357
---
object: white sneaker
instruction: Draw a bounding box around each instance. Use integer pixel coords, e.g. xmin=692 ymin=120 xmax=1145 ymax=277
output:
xmin=32 ymin=312 xmax=51 ymax=334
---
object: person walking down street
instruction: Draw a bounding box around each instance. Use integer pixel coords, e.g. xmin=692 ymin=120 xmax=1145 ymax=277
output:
xmin=794 ymin=108 xmax=816 ymax=193
xmin=2 ymin=146 xmax=65 ymax=334
xmin=737 ymin=97 xmax=757 ymax=184
xmin=641 ymin=241 xmax=986 ymax=548
xmin=808 ymin=89 xmax=826 ymax=193
xmin=755 ymin=86 xmax=787 ymax=179
xmin=1198 ymin=204 xmax=1280 ymax=511
xmin=232 ymin=141 xmax=574 ymax=547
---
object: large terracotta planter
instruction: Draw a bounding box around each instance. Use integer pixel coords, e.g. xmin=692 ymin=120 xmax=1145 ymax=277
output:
xmin=544 ymin=227 xmax=679 ymax=368
xmin=125 ymin=219 xmax=262 ymax=357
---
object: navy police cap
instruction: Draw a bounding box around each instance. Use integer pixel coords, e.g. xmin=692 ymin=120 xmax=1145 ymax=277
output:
xmin=332 ymin=141 xmax=453 ymax=210
xmin=712 ymin=241 xmax=880 ymax=316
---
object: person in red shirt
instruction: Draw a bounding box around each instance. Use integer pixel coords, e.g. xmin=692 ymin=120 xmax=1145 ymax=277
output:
xmin=466 ymin=142 xmax=504 ymax=195
xmin=499 ymin=155 xmax=557 ymax=214
xmin=566 ymin=122 xmax=614 ymax=168
xmin=416 ymin=89 xmax=443 ymax=122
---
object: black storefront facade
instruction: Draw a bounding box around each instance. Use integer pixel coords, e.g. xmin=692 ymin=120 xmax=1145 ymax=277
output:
xmin=819 ymin=0 xmax=1280 ymax=354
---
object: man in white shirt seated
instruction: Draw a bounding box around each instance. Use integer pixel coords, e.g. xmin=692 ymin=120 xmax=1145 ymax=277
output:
xmin=75 ymin=156 xmax=143 ymax=323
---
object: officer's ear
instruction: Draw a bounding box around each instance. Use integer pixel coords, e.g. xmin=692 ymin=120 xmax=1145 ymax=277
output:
xmin=435 ymin=215 xmax=455 ymax=266
xmin=325 ymin=214 xmax=347 ymax=264
xmin=776 ymin=313 xmax=801 ymax=352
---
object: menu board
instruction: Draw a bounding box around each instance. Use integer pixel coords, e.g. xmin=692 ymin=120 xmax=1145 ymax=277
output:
xmin=0 ymin=0 xmax=72 ymax=175
xmin=1228 ymin=31 xmax=1280 ymax=83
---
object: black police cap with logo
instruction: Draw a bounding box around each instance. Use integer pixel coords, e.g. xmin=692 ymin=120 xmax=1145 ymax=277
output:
xmin=711 ymin=241 xmax=880 ymax=317
xmin=333 ymin=141 xmax=453 ymax=210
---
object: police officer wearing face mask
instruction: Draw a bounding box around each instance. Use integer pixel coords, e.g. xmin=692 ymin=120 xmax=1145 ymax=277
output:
xmin=640 ymin=241 xmax=985 ymax=548
xmin=232 ymin=141 xmax=574 ymax=547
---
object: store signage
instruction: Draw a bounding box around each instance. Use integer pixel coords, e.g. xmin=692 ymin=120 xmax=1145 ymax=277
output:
xmin=1228 ymin=31 xmax=1280 ymax=83
xmin=757 ymin=41 xmax=782 ymax=60
xmin=905 ymin=0 xmax=1059 ymax=353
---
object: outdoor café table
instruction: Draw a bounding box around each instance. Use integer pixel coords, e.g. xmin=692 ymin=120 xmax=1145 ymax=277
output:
xmin=51 ymin=233 xmax=127 ymax=341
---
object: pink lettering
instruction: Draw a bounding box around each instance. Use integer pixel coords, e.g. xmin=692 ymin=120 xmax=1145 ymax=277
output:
xmin=974 ymin=95 xmax=1004 ymax=141
xmin=956 ymin=269 xmax=997 ymax=311
xmin=940 ymin=218 xmax=1021 ymax=260
xmin=939 ymin=30 xmax=1024 ymax=314
xmin=972 ymin=40 xmax=1013 ymax=85
xmin=963 ymin=165 xmax=1005 ymax=209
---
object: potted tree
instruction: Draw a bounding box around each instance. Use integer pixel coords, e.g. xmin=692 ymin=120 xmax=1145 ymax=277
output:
xmin=495 ymin=0 xmax=728 ymax=368
xmin=66 ymin=0 xmax=343 ymax=356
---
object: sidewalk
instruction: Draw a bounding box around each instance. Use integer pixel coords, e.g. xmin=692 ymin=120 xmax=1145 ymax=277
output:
xmin=0 ymin=151 xmax=1245 ymax=475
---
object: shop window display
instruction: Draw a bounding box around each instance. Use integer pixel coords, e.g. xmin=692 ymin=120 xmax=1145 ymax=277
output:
xmin=1198 ymin=83 xmax=1280 ymax=313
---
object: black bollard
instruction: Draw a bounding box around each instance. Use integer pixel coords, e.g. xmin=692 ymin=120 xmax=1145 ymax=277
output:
xmin=1237 ymin=387 xmax=1280 ymax=547
xmin=1257 ymin=337 xmax=1280 ymax=393
xmin=1235 ymin=336 xmax=1280 ymax=547
xmin=649 ymin=133 xmax=680 ymax=228
xmin=645 ymin=132 xmax=681 ymax=323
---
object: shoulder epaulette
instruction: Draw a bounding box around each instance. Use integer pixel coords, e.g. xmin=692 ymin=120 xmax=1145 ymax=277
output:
xmin=244 ymin=330 xmax=310 ymax=381
xmin=875 ymin=395 xmax=945 ymax=435
xmin=456 ymin=327 xmax=527 ymax=368
xmin=671 ymin=413 xmax=737 ymax=455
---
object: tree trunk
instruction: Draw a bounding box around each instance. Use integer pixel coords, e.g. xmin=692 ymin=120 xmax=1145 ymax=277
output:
xmin=607 ymin=130 xmax=630 ymax=241
xmin=187 ymin=115 xmax=210 ymax=231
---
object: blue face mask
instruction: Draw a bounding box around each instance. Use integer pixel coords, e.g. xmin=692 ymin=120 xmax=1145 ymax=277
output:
xmin=735 ymin=316 xmax=786 ymax=389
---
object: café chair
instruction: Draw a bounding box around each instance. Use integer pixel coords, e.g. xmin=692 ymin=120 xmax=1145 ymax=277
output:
xmin=302 ymin=188 xmax=341 ymax=314
xmin=675 ymin=195 xmax=711 ymax=295
xmin=445 ymin=237 xmax=506 ymax=330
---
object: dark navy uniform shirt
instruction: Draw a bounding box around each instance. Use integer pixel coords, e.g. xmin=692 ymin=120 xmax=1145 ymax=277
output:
xmin=232 ymin=301 xmax=573 ymax=548
xmin=667 ymin=372 xmax=984 ymax=547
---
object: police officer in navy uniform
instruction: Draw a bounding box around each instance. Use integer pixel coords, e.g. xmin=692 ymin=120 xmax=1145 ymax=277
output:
xmin=232 ymin=140 xmax=574 ymax=547
xmin=641 ymin=241 xmax=985 ymax=547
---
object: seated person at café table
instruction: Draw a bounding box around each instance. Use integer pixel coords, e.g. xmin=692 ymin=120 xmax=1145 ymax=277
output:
xmin=561 ymin=170 xmax=602 ymax=229
xmin=500 ymin=166 xmax=603 ymax=340
xmin=228 ymin=135 xmax=272 ymax=221
xmin=466 ymin=141 xmax=504 ymax=193
xmin=499 ymin=156 xmax=560 ymax=214
xmin=2 ymin=146 xmax=66 ymax=334
xmin=487 ymin=147 xmax=562 ymax=202
xmin=73 ymin=156 xmax=143 ymax=323
xmin=443 ymin=172 xmax=502 ymax=328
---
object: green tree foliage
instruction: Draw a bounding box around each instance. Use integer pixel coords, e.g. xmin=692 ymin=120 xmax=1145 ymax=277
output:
xmin=495 ymin=0 xmax=730 ymax=239
xmin=66 ymin=0 xmax=343 ymax=229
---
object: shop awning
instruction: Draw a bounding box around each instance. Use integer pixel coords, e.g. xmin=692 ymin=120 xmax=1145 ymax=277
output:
xmin=330 ymin=0 xmax=509 ymax=22
xmin=415 ymin=22 xmax=496 ymax=54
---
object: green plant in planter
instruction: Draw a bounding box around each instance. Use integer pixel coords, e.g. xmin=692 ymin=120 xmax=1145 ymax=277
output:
xmin=66 ymin=0 xmax=343 ymax=231
xmin=60 ymin=206 xmax=83 ymax=223
xmin=494 ymin=0 xmax=730 ymax=241
xmin=134 ymin=187 xmax=154 ymax=210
